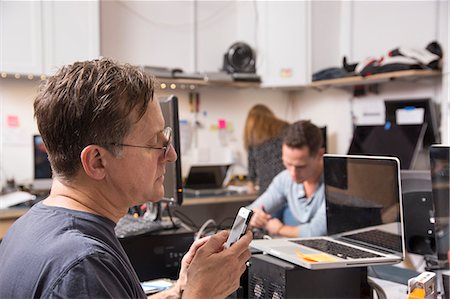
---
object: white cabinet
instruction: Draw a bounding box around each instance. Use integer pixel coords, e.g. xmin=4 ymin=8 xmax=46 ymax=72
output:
xmin=256 ymin=1 xmax=311 ymax=87
xmin=42 ymin=1 xmax=100 ymax=75
xmin=0 ymin=0 xmax=100 ymax=75
xmin=0 ymin=1 xmax=43 ymax=75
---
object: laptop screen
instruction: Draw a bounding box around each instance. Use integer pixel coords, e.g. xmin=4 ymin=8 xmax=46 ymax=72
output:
xmin=184 ymin=165 xmax=230 ymax=190
xmin=324 ymin=155 xmax=402 ymax=242
xmin=430 ymin=145 xmax=450 ymax=261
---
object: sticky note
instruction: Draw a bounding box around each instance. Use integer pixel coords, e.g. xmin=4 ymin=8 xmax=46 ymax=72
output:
xmin=295 ymin=250 xmax=338 ymax=262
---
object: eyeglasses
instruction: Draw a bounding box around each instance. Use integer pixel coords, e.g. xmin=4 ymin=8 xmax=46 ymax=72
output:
xmin=110 ymin=127 xmax=172 ymax=159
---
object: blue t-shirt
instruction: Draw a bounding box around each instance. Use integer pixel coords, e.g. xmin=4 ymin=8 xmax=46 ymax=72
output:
xmin=0 ymin=202 xmax=146 ymax=298
xmin=248 ymin=170 xmax=327 ymax=237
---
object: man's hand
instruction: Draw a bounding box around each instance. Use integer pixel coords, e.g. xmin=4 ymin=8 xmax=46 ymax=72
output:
xmin=175 ymin=236 xmax=211 ymax=294
xmin=249 ymin=207 xmax=271 ymax=228
xmin=265 ymin=218 xmax=283 ymax=235
xmin=182 ymin=230 xmax=252 ymax=299
xmin=266 ymin=219 xmax=300 ymax=238
xmin=149 ymin=237 xmax=210 ymax=299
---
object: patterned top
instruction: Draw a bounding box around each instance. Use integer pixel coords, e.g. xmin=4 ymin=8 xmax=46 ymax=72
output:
xmin=248 ymin=137 xmax=285 ymax=194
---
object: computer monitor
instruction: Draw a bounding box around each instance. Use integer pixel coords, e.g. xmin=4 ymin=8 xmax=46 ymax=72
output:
xmin=400 ymin=170 xmax=436 ymax=255
xmin=159 ymin=95 xmax=183 ymax=206
xmin=348 ymin=124 xmax=426 ymax=169
xmin=430 ymin=145 xmax=450 ymax=264
xmin=33 ymin=135 xmax=53 ymax=191
xmin=320 ymin=126 xmax=327 ymax=153
xmin=385 ymin=98 xmax=440 ymax=146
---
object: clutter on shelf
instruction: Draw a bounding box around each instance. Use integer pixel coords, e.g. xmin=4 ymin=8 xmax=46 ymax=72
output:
xmin=312 ymin=41 xmax=443 ymax=82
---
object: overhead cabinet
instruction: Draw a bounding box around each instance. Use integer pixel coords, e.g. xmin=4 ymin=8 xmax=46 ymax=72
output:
xmin=0 ymin=1 xmax=100 ymax=76
xmin=256 ymin=1 xmax=311 ymax=87
xmin=0 ymin=1 xmax=43 ymax=75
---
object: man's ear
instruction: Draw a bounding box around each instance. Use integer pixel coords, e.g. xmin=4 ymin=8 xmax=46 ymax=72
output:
xmin=318 ymin=147 xmax=325 ymax=158
xmin=80 ymin=145 xmax=107 ymax=180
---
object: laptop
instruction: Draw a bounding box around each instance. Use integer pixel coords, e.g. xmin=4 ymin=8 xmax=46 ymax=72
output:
xmin=183 ymin=164 xmax=231 ymax=196
xmin=251 ymin=154 xmax=405 ymax=270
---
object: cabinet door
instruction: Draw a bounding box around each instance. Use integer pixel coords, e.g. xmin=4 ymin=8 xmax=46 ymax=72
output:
xmin=42 ymin=1 xmax=100 ymax=75
xmin=0 ymin=1 xmax=43 ymax=74
xmin=258 ymin=1 xmax=311 ymax=87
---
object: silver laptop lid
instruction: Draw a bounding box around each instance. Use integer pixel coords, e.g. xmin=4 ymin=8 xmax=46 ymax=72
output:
xmin=324 ymin=154 xmax=405 ymax=258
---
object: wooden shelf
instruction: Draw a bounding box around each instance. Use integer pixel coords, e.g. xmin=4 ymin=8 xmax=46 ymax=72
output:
xmin=2 ymin=69 xmax=440 ymax=91
xmin=308 ymin=69 xmax=441 ymax=89
xmin=182 ymin=193 xmax=256 ymax=206
xmin=154 ymin=77 xmax=261 ymax=90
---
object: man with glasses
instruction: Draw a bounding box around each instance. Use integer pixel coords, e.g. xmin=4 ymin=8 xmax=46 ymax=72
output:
xmin=248 ymin=120 xmax=327 ymax=238
xmin=0 ymin=58 xmax=252 ymax=298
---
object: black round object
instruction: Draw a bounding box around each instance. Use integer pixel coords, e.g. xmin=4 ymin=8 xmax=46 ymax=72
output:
xmin=223 ymin=42 xmax=256 ymax=74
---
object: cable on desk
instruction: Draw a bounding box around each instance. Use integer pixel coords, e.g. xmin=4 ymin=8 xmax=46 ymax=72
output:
xmin=216 ymin=217 xmax=235 ymax=230
xmin=162 ymin=203 xmax=178 ymax=229
xmin=195 ymin=219 xmax=217 ymax=241
xmin=367 ymin=277 xmax=387 ymax=299
xmin=173 ymin=210 xmax=198 ymax=231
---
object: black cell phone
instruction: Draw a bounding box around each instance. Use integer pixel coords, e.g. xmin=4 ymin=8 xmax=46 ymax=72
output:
xmin=225 ymin=207 xmax=253 ymax=248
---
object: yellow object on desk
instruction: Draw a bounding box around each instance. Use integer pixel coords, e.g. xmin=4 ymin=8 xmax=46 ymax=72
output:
xmin=408 ymin=288 xmax=425 ymax=299
xmin=294 ymin=250 xmax=338 ymax=262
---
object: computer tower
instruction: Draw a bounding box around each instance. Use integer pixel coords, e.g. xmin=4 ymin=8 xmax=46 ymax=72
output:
xmin=248 ymin=254 xmax=372 ymax=299
xmin=119 ymin=222 xmax=194 ymax=281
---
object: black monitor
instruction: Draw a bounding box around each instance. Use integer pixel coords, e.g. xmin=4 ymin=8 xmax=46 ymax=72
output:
xmin=430 ymin=145 xmax=450 ymax=264
xmin=348 ymin=124 xmax=426 ymax=169
xmin=159 ymin=95 xmax=183 ymax=206
xmin=320 ymin=126 xmax=327 ymax=153
xmin=33 ymin=135 xmax=53 ymax=191
xmin=385 ymin=98 xmax=440 ymax=146
xmin=400 ymin=170 xmax=436 ymax=255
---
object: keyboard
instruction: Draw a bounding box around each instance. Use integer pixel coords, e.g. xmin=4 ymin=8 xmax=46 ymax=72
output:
xmin=115 ymin=214 xmax=173 ymax=238
xmin=343 ymin=229 xmax=403 ymax=253
xmin=291 ymin=239 xmax=382 ymax=259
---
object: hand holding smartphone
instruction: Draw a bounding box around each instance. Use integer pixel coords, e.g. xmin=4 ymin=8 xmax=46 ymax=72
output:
xmin=225 ymin=207 xmax=253 ymax=248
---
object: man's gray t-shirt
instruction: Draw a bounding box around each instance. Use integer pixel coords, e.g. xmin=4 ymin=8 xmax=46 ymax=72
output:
xmin=248 ymin=170 xmax=327 ymax=237
xmin=0 ymin=202 xmax=146 ymax=298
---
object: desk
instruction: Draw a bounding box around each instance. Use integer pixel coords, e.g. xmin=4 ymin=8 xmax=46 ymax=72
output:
xmin=0 ymin=194 xmax=257 ymax=239
xmin=175 ymin=193 xmax=257 ymax=228
xmin=0 ymin=208 xmax=28 ymax=239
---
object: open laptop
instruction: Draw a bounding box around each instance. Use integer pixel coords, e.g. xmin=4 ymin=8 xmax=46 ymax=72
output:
xmin=183 ymin=164 xmax=231 ymax=196
xmin=251 ymin=154 xmax=405 ymax=270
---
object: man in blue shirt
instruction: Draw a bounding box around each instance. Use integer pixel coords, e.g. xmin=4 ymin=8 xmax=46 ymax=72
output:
xmin=248 ymin=120 xmax=326 ymax=238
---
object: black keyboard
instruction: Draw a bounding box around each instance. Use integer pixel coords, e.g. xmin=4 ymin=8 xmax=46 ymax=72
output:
xmin=343 ymin=230 xmax=403 ymax=253
xmin=290 ymin=239 xmax=382 ymax=259
xmin=115 ymin=214 xmax=173 ymax=238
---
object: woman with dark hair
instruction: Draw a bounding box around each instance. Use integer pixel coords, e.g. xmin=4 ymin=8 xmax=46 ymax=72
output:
xmin=244 ymin=104 xmax=289 ymax=195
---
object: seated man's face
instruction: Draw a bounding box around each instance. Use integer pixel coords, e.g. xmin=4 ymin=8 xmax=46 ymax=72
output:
xmin=282 ymin=144 xmax=322 ymax=184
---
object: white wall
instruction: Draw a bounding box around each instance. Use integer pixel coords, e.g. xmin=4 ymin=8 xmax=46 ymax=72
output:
xmin=157 ymin=88 xmax=290 ymax=176
xmin=0 ymin=78 xmax=40 ymax=185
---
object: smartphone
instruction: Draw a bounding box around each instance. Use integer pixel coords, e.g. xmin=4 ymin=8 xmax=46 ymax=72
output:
xmin=225 ymin=207 xmax=253 ymax=248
